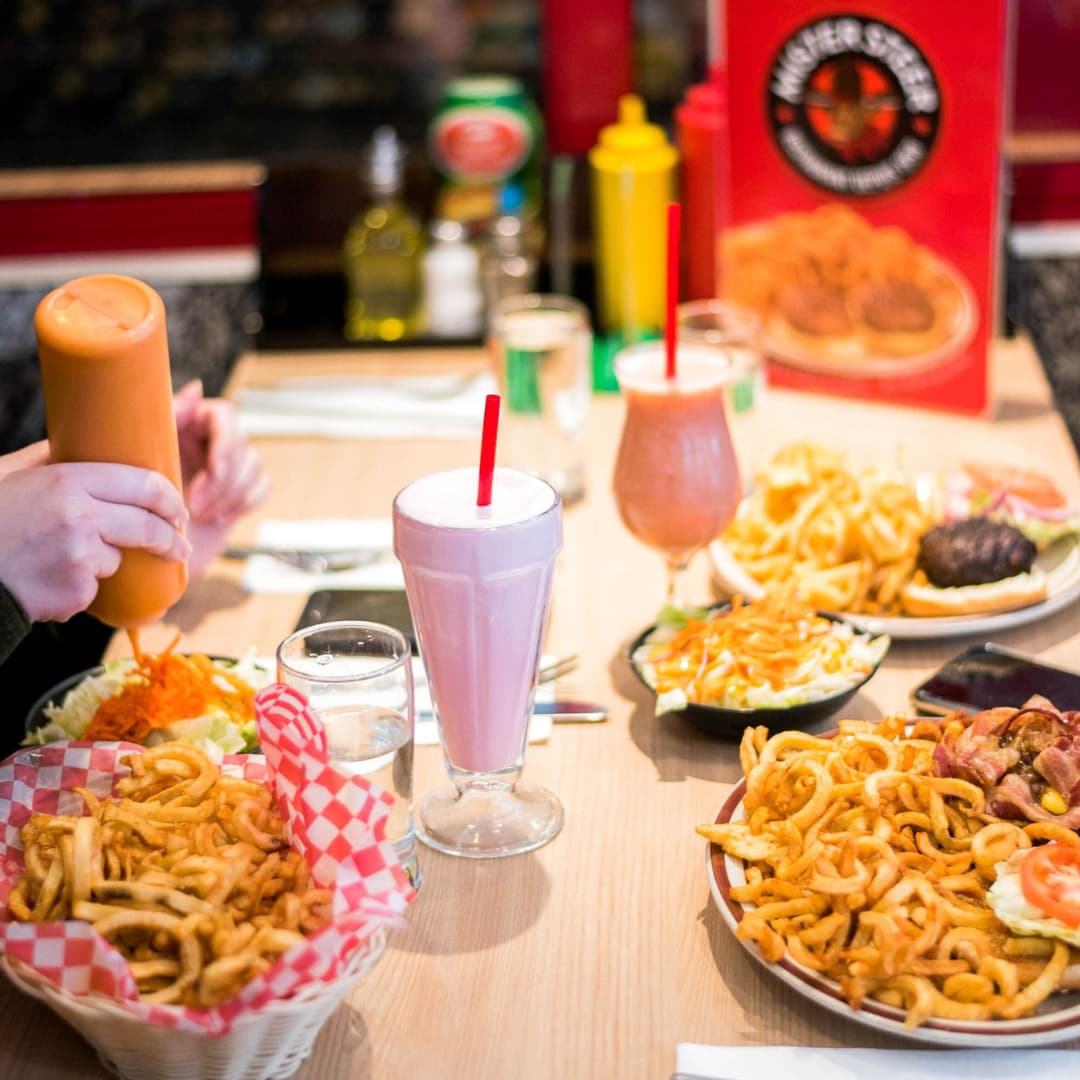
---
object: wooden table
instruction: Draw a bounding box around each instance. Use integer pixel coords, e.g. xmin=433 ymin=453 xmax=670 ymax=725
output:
xmin=3 ymin=337 xmax=1080 ymax=1078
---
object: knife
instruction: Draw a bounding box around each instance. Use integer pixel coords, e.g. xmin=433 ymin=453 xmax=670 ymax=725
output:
xmin=418 ymin=700 xmax=608 ymax=724
xmin=534 ymin=699 xmax=608 ymax=723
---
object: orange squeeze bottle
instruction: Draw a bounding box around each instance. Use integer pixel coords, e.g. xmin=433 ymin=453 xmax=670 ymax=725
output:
xmin=34 ymin=274 xmax=188 ymax=628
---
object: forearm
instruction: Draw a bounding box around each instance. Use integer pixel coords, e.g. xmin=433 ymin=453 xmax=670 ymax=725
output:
xmin=0 ymin=582 xmax=31 ymax=665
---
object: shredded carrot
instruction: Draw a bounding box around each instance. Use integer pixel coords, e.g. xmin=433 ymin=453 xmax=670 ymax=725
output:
xmin=643 ymin=589 xmax=878 ymax=708
xmin=82 ymin=639 xmax=255 ymax=744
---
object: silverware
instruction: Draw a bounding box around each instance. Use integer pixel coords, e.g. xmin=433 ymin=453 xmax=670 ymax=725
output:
xmin=419 ymin=698 xmax=605 ymax=724
xmin=537 ymin=653 xmax=579 ymax=684
xmin=222 ymin=546 xmax=386 ymax=573
xmin=534 ymin=699 xmax=607 ymax=723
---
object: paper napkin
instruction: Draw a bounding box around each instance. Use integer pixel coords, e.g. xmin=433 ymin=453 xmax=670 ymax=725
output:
xmin=235 ymin=371 xmax=497 ymax=440
xmin=240 ymin=518 xmax=403 ymax=592
xmin=675 ymin=1046 xmax=1079 ymax=1080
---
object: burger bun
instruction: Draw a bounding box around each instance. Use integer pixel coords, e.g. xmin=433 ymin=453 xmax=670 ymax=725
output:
xmin=899 ymin=567 xmax=1048 ymax=618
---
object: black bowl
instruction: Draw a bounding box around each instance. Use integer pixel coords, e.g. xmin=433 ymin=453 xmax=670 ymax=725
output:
xmin=24 ymin=666 xmax=108 ymax=738
xmin=627 ymin=606 xmax=889 ymax=739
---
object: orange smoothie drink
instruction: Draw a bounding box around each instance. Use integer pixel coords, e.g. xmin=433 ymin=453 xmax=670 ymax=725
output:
xmin=34 ymin=274 xmax=187 ymax=628
xmin=612 ymin=341 xmax=742 ymax=561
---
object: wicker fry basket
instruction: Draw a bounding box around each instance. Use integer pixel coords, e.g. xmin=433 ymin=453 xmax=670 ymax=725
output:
xmin=0 ymin=928 xmax=386 ymax=1080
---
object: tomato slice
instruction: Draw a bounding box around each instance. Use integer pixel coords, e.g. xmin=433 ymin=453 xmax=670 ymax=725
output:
xmin=963 ymin=463 xmax=1066 ymax=509
xmin=1020 ymin=842 xmax=1080 ymax=927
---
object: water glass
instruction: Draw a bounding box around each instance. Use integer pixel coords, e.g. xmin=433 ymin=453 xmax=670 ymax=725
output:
xmin=488 ymin=293 xmax=592 ymax=504
xmin=276 ymin=620 xmax=418 ymax=884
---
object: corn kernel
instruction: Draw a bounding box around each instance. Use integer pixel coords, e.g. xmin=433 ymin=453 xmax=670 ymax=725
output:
xmin=1041 ymin=788 xmax=1068 ymax=815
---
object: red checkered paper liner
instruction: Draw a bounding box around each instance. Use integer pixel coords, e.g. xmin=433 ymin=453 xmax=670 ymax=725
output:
xmin=0 ymin=684 xmax=414 ymax=1034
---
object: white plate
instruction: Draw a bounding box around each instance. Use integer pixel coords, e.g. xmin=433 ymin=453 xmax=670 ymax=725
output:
xmin=726 ymin=217 xmax=978 ymax=380
xmin=762 ymin=256 xmax=978 ymax=380
xmin=706 ymin=780 xmax=1080 ymax=1047
xmin=708 ymin=533 xmax=1080 ymax=642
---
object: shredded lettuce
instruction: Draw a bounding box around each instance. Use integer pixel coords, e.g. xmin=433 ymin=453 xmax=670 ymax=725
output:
xmin=1011 ymin=517 xmax=1080 ymax=551
xmin=653 ymin=604 xmax=721 ymax=630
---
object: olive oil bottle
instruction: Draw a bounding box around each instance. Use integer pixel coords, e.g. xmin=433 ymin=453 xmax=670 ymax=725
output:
xmin=343 ymin=127 xmax=424 ymax=341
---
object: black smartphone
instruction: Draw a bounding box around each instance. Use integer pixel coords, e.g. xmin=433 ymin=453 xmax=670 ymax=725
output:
xmin=294 ymin=589 xmax=417 ymax=653
xmin=911 ymin=643 xmax=1080 ymax=716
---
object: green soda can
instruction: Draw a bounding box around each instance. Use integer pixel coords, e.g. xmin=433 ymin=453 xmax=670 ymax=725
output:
xmin=429 ymin=75 xmax=544 ymax=224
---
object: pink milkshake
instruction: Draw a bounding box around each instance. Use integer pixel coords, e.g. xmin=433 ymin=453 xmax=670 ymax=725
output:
xmin=393 ymin=466 xmax=564 ymax=858
xmin=612 ymin=341 xmax=742 ymax=606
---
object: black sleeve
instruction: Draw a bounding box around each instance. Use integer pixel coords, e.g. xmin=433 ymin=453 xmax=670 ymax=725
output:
xmin=0 ymin=583 xmax=30 ymax=666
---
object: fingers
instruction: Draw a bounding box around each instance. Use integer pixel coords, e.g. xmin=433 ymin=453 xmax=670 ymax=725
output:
xmin=97 ymin=503 xmax=192 ymax=563
xmin=173 ymin=379 xmax=204 ymax=425
xmin=96 ymin=540 xmax=124 ymax=581
xmin=73 ymin=463 xmax=189 ymax=530
xmin=189 ymin=447 xmax=268 ymax=524
xmin=0 ymin=440 xmax=50 ymax=474
xmin=185 ymin=399 xmax=267 ymax=523
xmin=203 ymin=399 xmax=244 ymax=481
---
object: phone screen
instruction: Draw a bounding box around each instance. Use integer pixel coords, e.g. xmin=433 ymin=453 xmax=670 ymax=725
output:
xmin=294 ymin=589 xmax=417 ymax=653
xmin=912 ymin=644 xmax=1080 ymax=715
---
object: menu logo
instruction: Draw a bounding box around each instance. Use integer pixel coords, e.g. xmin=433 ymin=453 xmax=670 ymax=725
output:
xmin=767 ymin=14 xmax=940 ymax=196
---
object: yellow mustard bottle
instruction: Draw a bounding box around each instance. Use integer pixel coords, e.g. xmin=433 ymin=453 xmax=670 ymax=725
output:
xmin=589 ymin=94 xmax=678 ymax=345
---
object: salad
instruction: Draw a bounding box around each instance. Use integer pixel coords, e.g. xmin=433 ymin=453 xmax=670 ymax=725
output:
xmin=635 ymin=592 xmax=888 ymax=714
xmin=939 ymin=463 xmax=1080 ymax=550
xmin=23 ymin=648 xmax=273 ymax=755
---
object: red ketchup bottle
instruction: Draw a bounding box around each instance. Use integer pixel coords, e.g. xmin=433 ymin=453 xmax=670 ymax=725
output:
xmin=675 ymin=66 xmax=731 ymax=302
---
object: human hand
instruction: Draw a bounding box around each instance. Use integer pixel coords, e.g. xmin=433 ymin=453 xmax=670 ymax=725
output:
xmin=0 ymin=460 xmax=190 ymax=623
xmin=174 ymin=380 xmax=269 ymax=526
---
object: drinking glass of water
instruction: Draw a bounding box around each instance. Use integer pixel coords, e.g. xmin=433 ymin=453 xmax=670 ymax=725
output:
xmin=276 ymin=620 xmax=418 ymax=885
xmin=488 ymin=293 xmax=592 ymax=505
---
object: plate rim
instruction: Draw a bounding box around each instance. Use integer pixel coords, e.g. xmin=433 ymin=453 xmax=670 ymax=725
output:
xmin=706 ymin=778 xmax=1080 ymax=1046
xmin=708 ymin=532 xmax=1080 ymax=642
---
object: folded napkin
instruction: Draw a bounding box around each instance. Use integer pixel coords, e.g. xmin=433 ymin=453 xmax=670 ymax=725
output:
xmin=675 ymin=1046 xmax=1078 ymax=1079
xmin=241 ymin=519 xmax=403 ymax=592
xmin=236 ymin=371 xmax=497 ymax=439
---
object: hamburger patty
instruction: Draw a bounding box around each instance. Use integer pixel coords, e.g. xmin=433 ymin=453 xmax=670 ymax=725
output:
xmin=775 ymin=283 xmax=851 ymax=336
xmin=852 ymin=280 xmax=935 ymax=334
xmin=917 ymin=519 xmax=1037 ymax=589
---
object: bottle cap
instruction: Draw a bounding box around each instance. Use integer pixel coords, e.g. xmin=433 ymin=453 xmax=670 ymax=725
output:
xmin=589 ymin=94 xmax=677 ymax=173
xmin=35 ymin=274 xmax=164 ymax=360
xmin=368 ymin=126 xmax=406 ymax=193
xmin=675 ymin=65 xmax=729 ymax=130
xmin=598 ymin=95 xmax=668 ymax=152
xmin=431 ymin=218 xmax=468 ymax=244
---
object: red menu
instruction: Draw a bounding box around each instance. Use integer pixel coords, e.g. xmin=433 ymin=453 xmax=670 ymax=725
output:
xmin=719 ymin=1 xmax=1011 ymax=415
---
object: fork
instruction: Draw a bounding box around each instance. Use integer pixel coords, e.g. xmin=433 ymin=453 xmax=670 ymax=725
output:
xmin=222 ymin=546 xmax=386 ymax=573
xmin=538 ymin=653 xmax=579 ymax=684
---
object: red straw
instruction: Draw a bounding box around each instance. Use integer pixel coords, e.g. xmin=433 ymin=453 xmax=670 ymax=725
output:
xmin=476 ymin=393 xmax=500 ymax=506
xmin=665 ymin=201 xmax=681 ymax=380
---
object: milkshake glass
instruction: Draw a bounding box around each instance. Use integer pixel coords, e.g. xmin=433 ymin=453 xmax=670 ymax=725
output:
xmin=393 ymin=465 xmax=563 ymax=858
xmin=612 ymin=341 xmax=742 ymax=607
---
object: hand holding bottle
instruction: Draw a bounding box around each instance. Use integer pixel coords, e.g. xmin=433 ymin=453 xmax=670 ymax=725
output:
xmin=0 ymin=450 xmax=190 ymax=623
